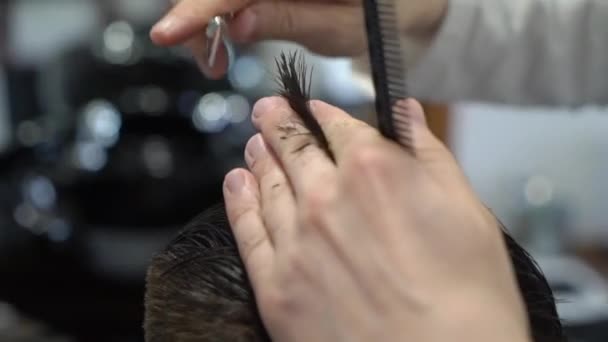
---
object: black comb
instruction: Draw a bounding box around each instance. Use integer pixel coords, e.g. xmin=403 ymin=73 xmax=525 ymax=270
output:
xmin=362 ymin=0 xmax=413 ymax=152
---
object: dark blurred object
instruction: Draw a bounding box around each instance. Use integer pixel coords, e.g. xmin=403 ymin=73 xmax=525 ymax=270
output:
xmin=0 ymin=1 xmax=7 ymax=63
xmin=5 ymin=68 xmax=42 ymax=127
xmin=0 ymin=301 xmax=73 ymax=342
xmin=567 ymin=322 xmax=608 ymax=342
xmin=537 ymin=256 xmax=608 ymax=342
xmin=1 ymin=7 xmax=254 ymax=341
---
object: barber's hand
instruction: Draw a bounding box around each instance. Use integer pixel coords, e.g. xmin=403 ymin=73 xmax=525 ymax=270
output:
xmin=150 ymin=0 xmax=447 ymax=79
xmin=223 ymin=97 xmax=532 ymax=342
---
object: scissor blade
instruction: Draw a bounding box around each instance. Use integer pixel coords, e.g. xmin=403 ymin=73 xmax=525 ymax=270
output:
xmin=208 ymin=27 xmax=222 ymax=67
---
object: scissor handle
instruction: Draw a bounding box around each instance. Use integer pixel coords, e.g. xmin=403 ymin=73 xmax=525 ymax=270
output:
xmin=205 ymin=15 xmax=236 ymax=73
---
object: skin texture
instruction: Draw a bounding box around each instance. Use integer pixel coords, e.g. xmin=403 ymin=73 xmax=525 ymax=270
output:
xmin=144 ymin=203 xmax=565 ymax=342
xmin=221 ymin=96 xmax=535 ymax=342
xmin=150 ymin=0 xmax=448 ymax=78
xmin=144 ymin=51 xmax=563 ymax=342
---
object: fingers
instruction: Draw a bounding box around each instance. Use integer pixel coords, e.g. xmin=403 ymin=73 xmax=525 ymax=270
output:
xmin=152 ymin=0 xmax=244 ymax=79
xmin=244 ymin=134 xmax=298 ymax=243
xmin=251 ymin=97 xmax=337 ymax=198
xmin=305 ymin=100 xmax=381 ymax=160
xmin=151 ymin=0 xmax=250 ymax=46
xmin=262 ymin=98 xmax=388 ymax=164
xmin=223 ymin=168 xmax=274 ymax=290
xmin=231 ymin=2 xmax=366 ymax=56
xmin=151 ymin=0 xmax=366 ymax=79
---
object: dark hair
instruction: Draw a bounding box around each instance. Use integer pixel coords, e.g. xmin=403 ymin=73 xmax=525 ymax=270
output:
xmin=144 ymin=51 xmax=565 ymax=342
xmin=145 ymin=204 xmax=270 ymax=342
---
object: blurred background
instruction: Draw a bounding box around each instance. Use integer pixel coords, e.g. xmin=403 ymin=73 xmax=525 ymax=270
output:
xmin=0 ymin=0 xmax=607 ymax=341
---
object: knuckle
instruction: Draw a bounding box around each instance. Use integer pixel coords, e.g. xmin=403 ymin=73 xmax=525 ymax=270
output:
xmin=240 ymin=232 xmax=267 ymax=261
xmin=230 ymin=202 xmax=254 ymax=227
xmin=259 ymin=290 xmax=293 ymax=317
xmin=281 ymin=247 xmax=313 ymax=285
xmin=304 ymin=188 xmax=334 ymax=213
xmin=260 ymin=257 xmax=307 ymax=314
xmin=300 ymin=188 xmax=337 ymax=227
xmin=345 ymin=144 xmax=393 ymax=176
xmin=284 ymin=248 xmax=306 ymax=273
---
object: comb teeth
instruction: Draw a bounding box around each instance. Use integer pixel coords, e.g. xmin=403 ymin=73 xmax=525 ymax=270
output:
xmin=392 ymin=100 xmax=414 ymax=148
xmin=363 ymin=0 xmax=413 ymax=152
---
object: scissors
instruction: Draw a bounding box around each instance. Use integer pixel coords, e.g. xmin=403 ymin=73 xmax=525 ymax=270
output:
xmin=205 ymin=14 xmax=236 ymax=72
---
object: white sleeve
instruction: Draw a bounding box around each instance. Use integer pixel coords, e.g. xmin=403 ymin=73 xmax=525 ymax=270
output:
xmin=355 ymin=0 xmax=608 ymax=106
xmin=412 ymin=0 xmax=608 ymax=106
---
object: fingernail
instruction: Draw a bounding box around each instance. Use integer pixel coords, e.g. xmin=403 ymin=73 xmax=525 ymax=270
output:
xmin=152 ymin=16 xmax=182 ymax=36
xmin=252 ymin=96 xmax=284 ymax=119
xmin=245 ymin=134 xmax=267 ymax=161
xmin=394 ymin=99 xmax=427 ymax=128
xmin=224 ymin=169 xmax=246 ymax=195
xmin=407 ymin=98 xmax=428 ymax=127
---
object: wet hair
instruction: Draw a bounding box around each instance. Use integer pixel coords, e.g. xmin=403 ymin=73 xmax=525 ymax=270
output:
xmin=144 ymin=203 xmax=269 ymax=342
xmin=144 ymin=51 xmax=566 ymax=342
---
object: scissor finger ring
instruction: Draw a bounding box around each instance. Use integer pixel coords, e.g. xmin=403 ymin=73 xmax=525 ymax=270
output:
xmin=206 ymin=15 xmax=235 ymax=72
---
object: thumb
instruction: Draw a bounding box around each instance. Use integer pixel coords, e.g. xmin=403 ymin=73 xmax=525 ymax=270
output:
xmin=397 ymin=99 xmax=473 ymax=190
xmin=394 ymin=99 xmax=455 ymax=164
xmin=151 ymin=0 xmax=250 ymax=46
xmin=230 ymin=2 xmax=366 ymax=57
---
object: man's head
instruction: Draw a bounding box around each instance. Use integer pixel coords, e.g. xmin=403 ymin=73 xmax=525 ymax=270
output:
xmin=145 ymin=204 xmax=270 ymax=342
xmin=145 ymin=203 xmax=565 ymax=342
xmin=144 ymin=51 xmax=565 ymax=342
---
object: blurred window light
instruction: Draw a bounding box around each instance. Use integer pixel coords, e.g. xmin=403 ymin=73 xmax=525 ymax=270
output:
xmin=13 ymin=203 xmax=39 ymax=230
xmin=525 ymin=176 xmax=554 ymax=207
xmin=8 ymin=0 xmax=101 ymax=66
xmin=109 ymin=0 xmax=167 ymax=27
xmin=0 ymin=302 xmax=20 ymax=331
xmin=319 ymin=58 xmax=372 ymax=106
xmin=192 ymin=93 xmax=229 ymax=133
xmin=23 ymin=176 xmax=57 ymax=210
xmin=142 ymin=136 xmax=174 ymax=179
xmin=228 ymin=55 xmax=265 ymax=90
xmin=81 ymin=100 xmax=122 ymax=147
xmin=103 ymin=21 xmax=135 ymax=65
xmin=47 ymin=218 xmax=72 ymax=243
xmin=226 ymin=94 xmax=251 ymax=123
xmin=72 ymin=142 xmax=108 ymax=172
